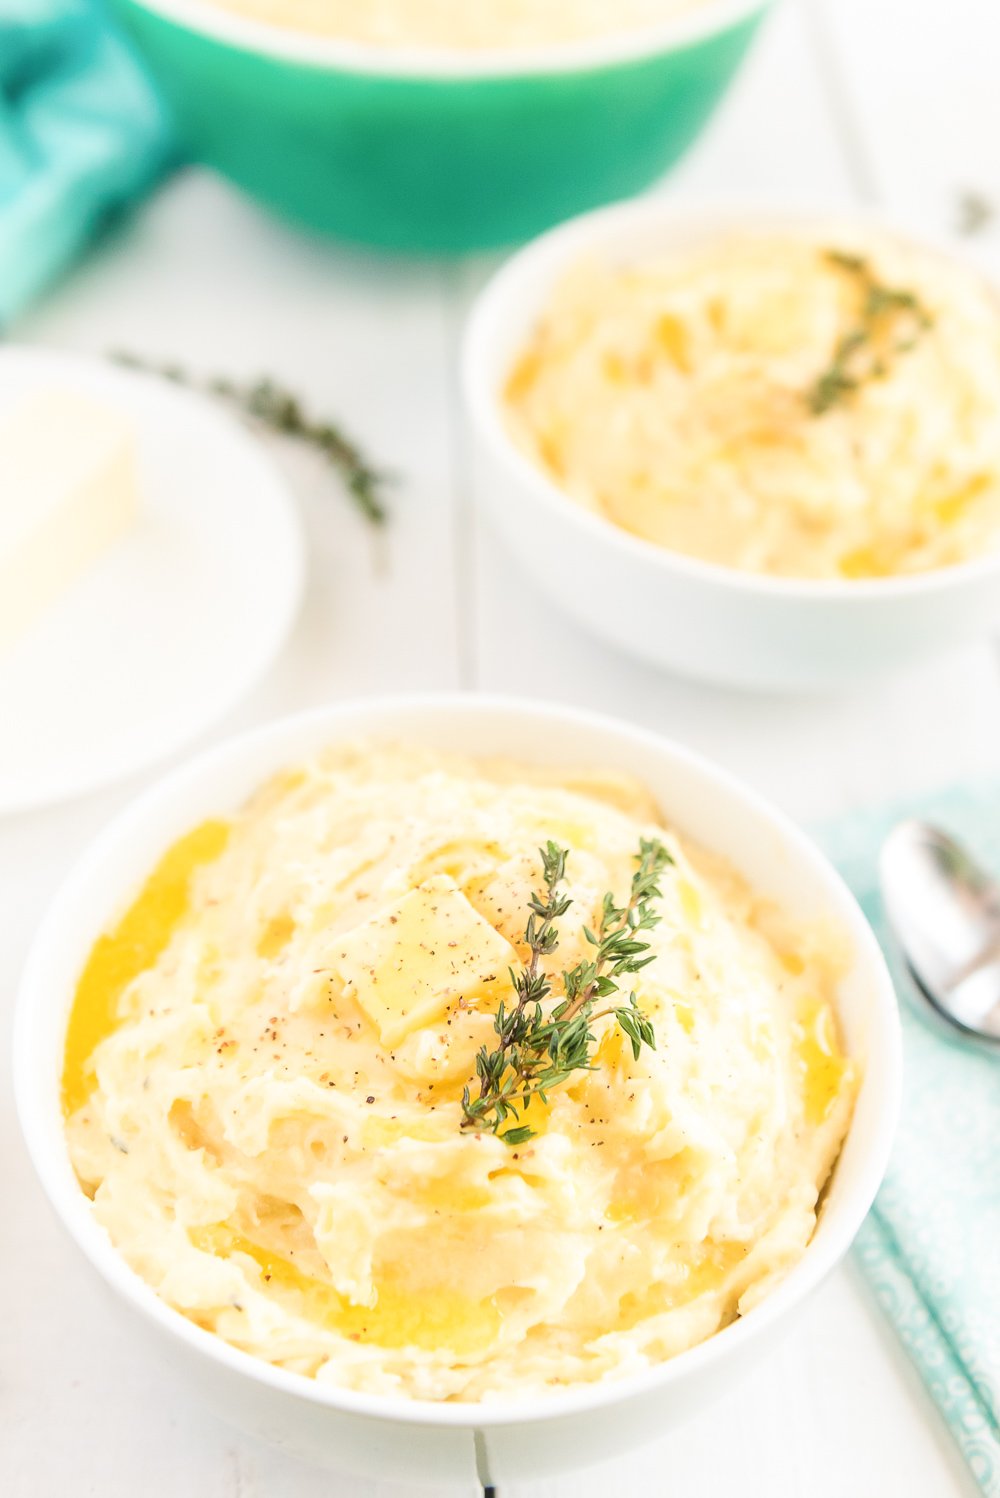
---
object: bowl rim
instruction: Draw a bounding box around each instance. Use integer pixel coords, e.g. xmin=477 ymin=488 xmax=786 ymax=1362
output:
xmin=114 ymin=0 xmax=769 ymax=77
xmin=14 ymin=692 xmax=901 ymax=1430
xmin=463 ymin=194 xmax=1000 ymax=602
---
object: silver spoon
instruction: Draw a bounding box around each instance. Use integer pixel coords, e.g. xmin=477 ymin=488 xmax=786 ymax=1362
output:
xmin=880 ymin=819 xmax=1000 ymax=1045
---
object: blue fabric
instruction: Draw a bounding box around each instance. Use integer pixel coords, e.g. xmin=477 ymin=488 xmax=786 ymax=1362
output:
xmin=820 ymin=785 xmax=1000 ymax=1495
xmin=0 ymin=0 xmax=173 ymax=324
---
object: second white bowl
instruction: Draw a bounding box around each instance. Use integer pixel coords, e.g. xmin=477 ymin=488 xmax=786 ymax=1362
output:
xmin=463 ymin=200 xmax=1000 ymax=691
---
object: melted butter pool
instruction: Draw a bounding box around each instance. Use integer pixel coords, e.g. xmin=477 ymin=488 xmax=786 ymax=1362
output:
xmin=192 ymin=1223 xmax=501 ymax=1355
xmin=795 ymin=997 xmax=853 ymax=1126
xmin=61 ymin=820 xmax=230 ymax=1116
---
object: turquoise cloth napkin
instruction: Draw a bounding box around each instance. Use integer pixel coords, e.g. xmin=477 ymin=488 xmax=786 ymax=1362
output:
xmin=0 ymin=0 xmax=173 ymax=324
xmin=820 ymin=786 xmax=1000 ymax=1496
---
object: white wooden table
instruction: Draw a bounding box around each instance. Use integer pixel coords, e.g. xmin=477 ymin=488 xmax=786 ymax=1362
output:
xmin=3 ymin=0 xmax=997 ymax=1492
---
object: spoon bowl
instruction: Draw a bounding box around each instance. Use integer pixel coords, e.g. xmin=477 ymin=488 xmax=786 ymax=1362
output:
xmin=880 ymin=820 xmax=1000 ymax=1044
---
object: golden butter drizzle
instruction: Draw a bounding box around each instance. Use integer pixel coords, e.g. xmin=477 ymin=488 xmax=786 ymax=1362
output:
xmin=61 ymin=820 xmax=230 ymax=1116
xmin=794 ymin=997 xmax=854 ymax=1126
xmin=190 ymin=1223 xmax=501 ymax=1354
xmin=615 ymin=1242 xmax=749 ymax=1328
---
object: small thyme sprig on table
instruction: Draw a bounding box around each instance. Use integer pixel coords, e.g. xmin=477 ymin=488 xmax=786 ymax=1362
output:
xmin=957 ymin=189 xmax=995 ymax=239
xmin=110 ymin=352 xmax=390 ymax=526
xmin=460 ymin=837 xmax=672 ymax=1146
xmin=807 ymin=249 xmax=934 ymax=416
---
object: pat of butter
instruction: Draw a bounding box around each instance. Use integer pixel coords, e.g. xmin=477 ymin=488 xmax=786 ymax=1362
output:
xmin=332 ymin=874 xmax=516 ymax=1048
xmin=0 ymin=388 xmax=138 ymax=653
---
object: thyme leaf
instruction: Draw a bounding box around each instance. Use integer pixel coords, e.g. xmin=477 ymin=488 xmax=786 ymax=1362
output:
xmin=460 ymin=837 xmax=672 ymax=1143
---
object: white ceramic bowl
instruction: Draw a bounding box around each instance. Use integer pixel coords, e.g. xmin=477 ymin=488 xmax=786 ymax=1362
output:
xmin=463 ymin=200 xmax=1000 ymax=691
xmin=15 ymin=696 xmax=900 ymax=1487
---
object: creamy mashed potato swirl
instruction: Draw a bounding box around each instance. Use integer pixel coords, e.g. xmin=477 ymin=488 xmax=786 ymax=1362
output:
xmin=65 ymin=746 xmax=855 ymax=1401
xmin=199 ymin=0 xmax=708 ymax=48
xmin=505 ymin=228 xmax=1000 ymax=579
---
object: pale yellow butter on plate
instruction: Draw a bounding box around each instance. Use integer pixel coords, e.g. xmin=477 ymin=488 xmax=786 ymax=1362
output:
xmin=0 ymin=388 xmax=138 ymax=653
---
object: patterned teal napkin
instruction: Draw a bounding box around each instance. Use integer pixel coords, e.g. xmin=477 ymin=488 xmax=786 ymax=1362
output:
xmin=820 ymin=786 xmax=1000 ymax=1496
xmin=0 ymin=0 xmax=173 ymax=324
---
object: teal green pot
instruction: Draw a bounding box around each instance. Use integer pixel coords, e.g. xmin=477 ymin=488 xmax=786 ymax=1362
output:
xmin=110 ymin=0 xmax=770 ymax=253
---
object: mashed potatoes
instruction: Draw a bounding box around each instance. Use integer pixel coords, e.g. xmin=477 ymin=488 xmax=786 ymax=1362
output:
xmin=64 ymin=745 xmax=855 ymax=1400
xmin=200 ymin=0 xmax=708 ymax=48
xmin=505 ymin=228 xmax=1000 ymax=579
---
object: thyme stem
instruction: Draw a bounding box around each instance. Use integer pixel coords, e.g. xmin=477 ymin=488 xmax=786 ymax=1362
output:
xmin=110 ymin=352 xmax=390 ymax=526
xmin=807 ymin=250 xmax=933 ymax=416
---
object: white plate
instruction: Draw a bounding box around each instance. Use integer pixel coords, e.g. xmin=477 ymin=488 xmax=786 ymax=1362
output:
xmin=0 ymin=347 xmax=305 ymax=815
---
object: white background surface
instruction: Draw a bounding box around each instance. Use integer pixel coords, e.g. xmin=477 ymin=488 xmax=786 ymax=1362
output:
xmin=3 ymin=0 xmax=998 ymax=1493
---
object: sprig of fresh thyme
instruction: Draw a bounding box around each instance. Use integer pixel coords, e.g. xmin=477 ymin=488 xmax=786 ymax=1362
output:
xmin=111 ymin=352 xmax=390 ymax=526
xmin=957 ymin=190 xmax=995 ymax=239
xmin=807 ymin=250 xmax=934 ymax=416
xmin=460 ymin=837 xmax=672 ymax=1145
